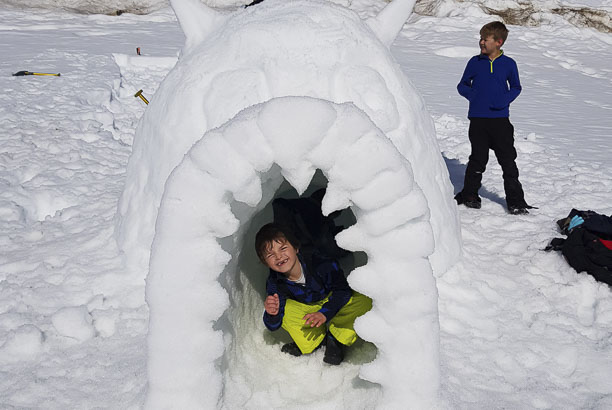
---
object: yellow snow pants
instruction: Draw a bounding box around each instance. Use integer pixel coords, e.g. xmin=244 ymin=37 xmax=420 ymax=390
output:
xmin=281 ymin=291 xmax=372 ymax=354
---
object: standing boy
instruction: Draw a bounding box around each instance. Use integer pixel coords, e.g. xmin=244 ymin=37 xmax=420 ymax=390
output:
xmin=455 ymin=21 xmax=533 ymax=215
xmin=255 ymin=223 xmax=371 ymax=365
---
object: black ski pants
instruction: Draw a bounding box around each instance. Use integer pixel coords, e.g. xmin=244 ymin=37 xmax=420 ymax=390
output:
xmin=462 ymin=117 xmax=526 ymax=207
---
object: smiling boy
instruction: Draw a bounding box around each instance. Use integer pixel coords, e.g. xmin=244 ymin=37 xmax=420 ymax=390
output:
xmin=255 ymin=223 xmax=371 ymax=365
xmin=455 ymin=21 xmax=534 ymax=215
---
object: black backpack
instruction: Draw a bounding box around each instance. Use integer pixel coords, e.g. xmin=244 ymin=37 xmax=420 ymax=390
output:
xmin=546 ymin=209 xmax=612 ymax=286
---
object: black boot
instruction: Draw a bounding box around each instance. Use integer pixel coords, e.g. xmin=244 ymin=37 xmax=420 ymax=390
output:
xmin=508 ymin=204 xmax=529 ymax=215
xmin=323 ymin=333 xmax=345 ymax=365
xmin=455 ymin=191 xmax=481 ymax=209
xmin=507 ymin=202 xmax=537 ymax=215
xmin=281 ymin=339 xmax=324 ymax=357
xmin=281 ymin=342 xmax=302 ymax=357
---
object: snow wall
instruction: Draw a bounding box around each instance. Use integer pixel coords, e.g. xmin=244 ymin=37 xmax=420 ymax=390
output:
xmin=115 ymin=0 xmax=462 ymax=407
xmin=148 ymin=96 xmax=441 ymax=408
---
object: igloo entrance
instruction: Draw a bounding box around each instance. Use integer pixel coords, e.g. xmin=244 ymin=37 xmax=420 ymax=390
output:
xmin=143 ymin=97 xmax=443 ymax=408
xmin=218 ymin=172 xmax=379 ymax=408
xmin=233 ymin=170 xmax=368 ymax=303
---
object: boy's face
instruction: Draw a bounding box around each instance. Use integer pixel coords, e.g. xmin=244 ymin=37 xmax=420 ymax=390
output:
xmin=262 ymin=238 xmax=299 ymax=276
xmin=479 ymin=35 xmax=502 ymax=58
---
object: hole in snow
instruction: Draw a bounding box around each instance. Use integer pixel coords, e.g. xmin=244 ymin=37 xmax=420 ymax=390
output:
xmin=216 ymin=170 xmax=381 ymax=407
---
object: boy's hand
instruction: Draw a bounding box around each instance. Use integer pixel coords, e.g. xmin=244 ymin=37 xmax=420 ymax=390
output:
xmin=265 ymin=294 xmax=280 ymax=315
xmin=303 ymin=312 xmax=327 ymax=328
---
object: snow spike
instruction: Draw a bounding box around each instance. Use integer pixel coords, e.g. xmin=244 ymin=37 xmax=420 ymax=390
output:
xmin=170 ymin=0 xmax=226 ymax=55
xmin=367 ymin=0 xmax=417 ymax=47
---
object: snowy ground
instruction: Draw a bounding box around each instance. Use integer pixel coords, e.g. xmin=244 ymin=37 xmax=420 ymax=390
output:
xmin=395 ymin=14 xmax=612 ymax=409
xmin=1 ymin=2 xmax=611 ymax=409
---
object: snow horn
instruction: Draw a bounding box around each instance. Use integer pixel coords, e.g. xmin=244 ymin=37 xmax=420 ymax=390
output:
xmin=367 ymin=0 xmax=418 ymax=47
xmin=169 ymin=0 xmax=227 ymax=54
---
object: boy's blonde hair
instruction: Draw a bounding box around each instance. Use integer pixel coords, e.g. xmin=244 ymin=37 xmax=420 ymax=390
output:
xmin=480 ymin=21 xmax=509 ymax=45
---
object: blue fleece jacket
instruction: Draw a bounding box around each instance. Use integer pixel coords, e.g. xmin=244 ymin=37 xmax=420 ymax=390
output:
xmin=457 ymin=52 xmax=522 ymax=118
xmin=263 ymin=253 xmax=352 ymax=331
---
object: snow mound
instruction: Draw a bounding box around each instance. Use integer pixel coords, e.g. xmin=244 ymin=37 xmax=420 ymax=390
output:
xmin=51 ymin=306 xmax=96 ymax=342
xmin=117 ymin=0 xmax=461 ymax=276
xmin=115 ymin=0 xmax=461 ymax=408
xmin=414 ymin=0 xmax=612 ymax=33
xmin=0 ymin=325 xmax=44 ymax=363
xmin=147 ymin=96 xmax=440 ymax=408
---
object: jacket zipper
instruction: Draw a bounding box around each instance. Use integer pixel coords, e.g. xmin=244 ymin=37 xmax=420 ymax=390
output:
xmin=489 ymin=50 xmax=504 ymax=73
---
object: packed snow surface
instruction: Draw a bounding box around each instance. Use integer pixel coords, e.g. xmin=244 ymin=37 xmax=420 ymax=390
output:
xmin=1 ymin=0 xmax=612 ymax=409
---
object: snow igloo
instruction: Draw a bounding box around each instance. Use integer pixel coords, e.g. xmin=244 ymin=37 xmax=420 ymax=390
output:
xmin=116 ymin=0 xmax=461 ymax=408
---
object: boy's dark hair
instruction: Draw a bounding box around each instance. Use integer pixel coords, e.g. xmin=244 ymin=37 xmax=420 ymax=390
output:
xmin=255 ymin=223 xmax=300 ymax=263
xmin=480 ymin=21 xmax=509 ymax=45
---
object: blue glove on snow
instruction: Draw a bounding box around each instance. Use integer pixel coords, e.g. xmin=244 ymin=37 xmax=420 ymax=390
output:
xmin=568 ymin=215 xmax=585 ymax=232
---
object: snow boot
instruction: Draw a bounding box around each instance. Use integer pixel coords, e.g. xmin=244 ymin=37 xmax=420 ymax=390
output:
xmin=508 ymin=205 xmax=529 ymax=215
xmin=281 ymin=339 xmax=323 ymax=357
xmin=454 ymin=192 xmax=481 ymax=209
xmin=281 ymin=342 xmax=302 ymax=356
xmin=323 ymin=333 xmax=345 ymax=365
xmin=507 ymin=202 xmax=537 ymax=215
